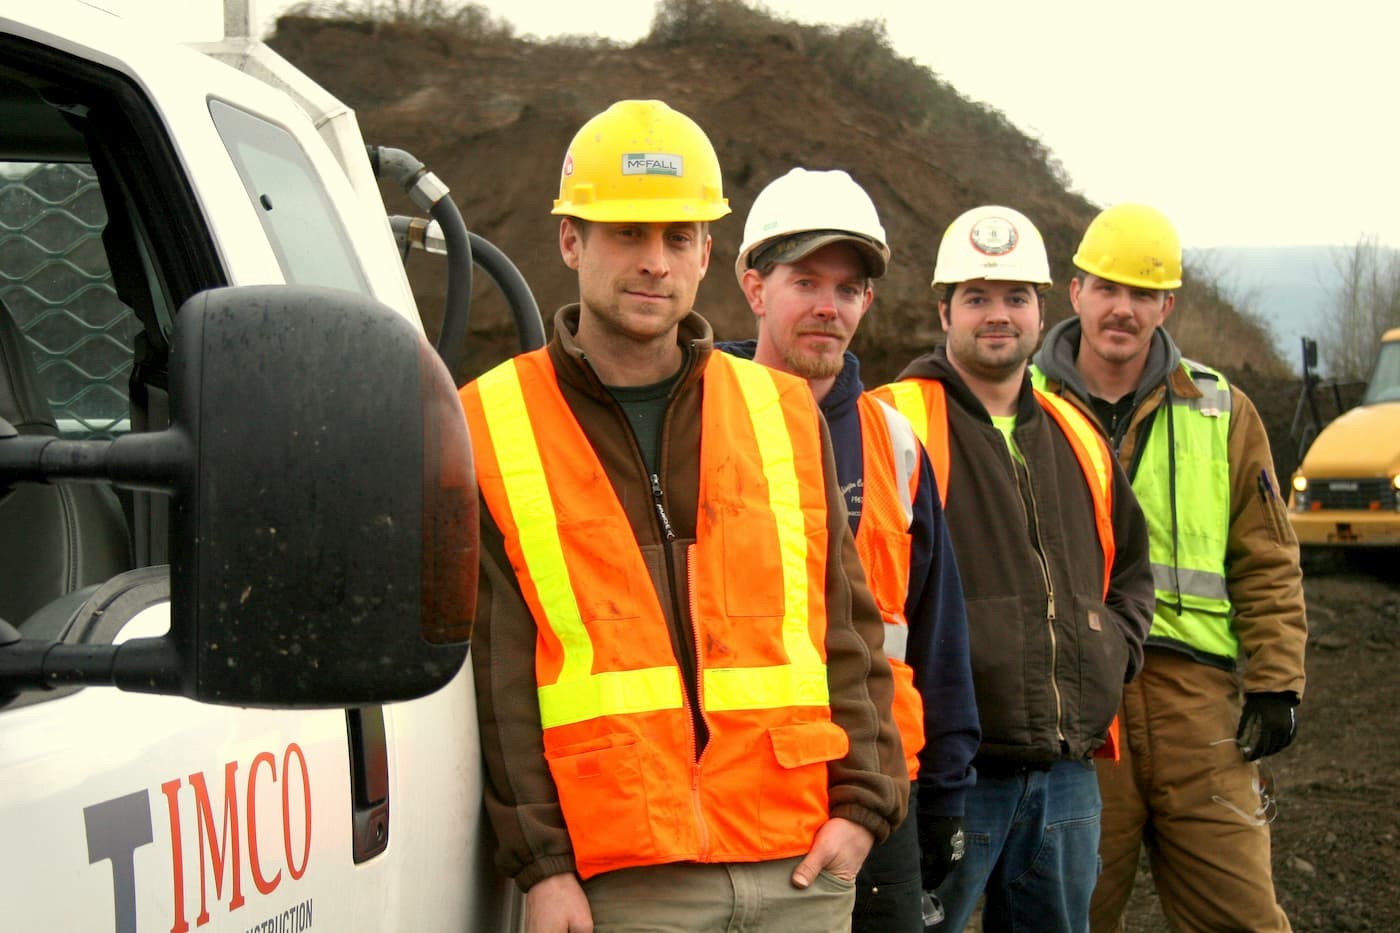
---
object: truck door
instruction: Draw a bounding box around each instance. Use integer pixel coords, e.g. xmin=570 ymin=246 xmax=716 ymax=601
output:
xmin=1 ymin=11 xmax=508 ymax=931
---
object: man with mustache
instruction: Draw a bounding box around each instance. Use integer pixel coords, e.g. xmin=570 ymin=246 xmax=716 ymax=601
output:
xmin=459 ymin=102 xmax=907 ymax=932
xmin=872 ymin=205 xmax=1154 ymax=932
xmin=1031 ymin=203 xmax=1306 ymax=932
xmin=722 ymin=167 xmax=980 ymax=931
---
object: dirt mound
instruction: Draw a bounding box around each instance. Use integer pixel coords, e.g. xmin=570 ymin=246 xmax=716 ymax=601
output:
xmin=266 ymin=12 xmax=1282 ymax=388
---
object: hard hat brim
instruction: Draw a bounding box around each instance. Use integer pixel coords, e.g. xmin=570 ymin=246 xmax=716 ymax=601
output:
xmin=553 ymin=198 xmax=732 ymax=224
xmin=740 ymin=230 xmax=889 ymax=280
xmin=932 ymin=274 xmax=1053 ymax=292
xmin=1071 ymin=255 xmax=1182 ymax=290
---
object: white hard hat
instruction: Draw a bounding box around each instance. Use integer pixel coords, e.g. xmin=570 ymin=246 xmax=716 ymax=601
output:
xmin=931 ymin=205 xmax=1052 ymax=291
xmin=735 ymin=167 xmax=890 ymax=282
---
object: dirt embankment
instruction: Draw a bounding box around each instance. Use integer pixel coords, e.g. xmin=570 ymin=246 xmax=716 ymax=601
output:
xmin=266 ymin=11 xmax=1285 ymax=389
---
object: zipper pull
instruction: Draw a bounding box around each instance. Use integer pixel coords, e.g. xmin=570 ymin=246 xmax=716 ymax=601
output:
xmin=651 ymin=473 xmax=676 ymax=541
xmin=1047 ymin=589 xmax=1056 ymax=622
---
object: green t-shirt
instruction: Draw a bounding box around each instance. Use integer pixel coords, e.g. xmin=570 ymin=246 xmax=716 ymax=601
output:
xmin=607 ymin=373 xmax=680 ymax=474
xmin=991 ymin=413 xmax=1024 ymax=465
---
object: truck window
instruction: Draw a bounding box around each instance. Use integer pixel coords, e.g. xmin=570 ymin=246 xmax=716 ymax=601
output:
xmin=0 ymin=161 xmax=139 ymax=439
xmin=209 ymin=99 xmax=370 ymax=294
xmin=1361 ymin=339 xmax=1400 ymax=406
xmin=2 ymin=33 xmax=226 ymax=581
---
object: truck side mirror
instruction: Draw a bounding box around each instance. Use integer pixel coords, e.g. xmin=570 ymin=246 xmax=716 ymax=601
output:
xmin=0 ymin=285 xmax=477 ymax=707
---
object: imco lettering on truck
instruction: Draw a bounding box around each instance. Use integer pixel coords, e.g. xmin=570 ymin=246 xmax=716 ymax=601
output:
xmin=84 ymin=743 xmax=314 ymax=932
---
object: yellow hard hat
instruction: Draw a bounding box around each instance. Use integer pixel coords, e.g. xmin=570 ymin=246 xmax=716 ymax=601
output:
xmin=552 ymin=99 xmax=731 ymax=223
xmin=932 ymin=205 xmax=1052 ymax=291
xmin=1073 ymin=203 xmax=1182 ymax=290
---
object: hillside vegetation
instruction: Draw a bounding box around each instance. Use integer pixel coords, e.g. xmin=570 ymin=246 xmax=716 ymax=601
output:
xmin=270 ymin=0 xmax=1287 ymax=387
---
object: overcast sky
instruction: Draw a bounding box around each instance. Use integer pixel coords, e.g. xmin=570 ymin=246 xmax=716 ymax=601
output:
xmin=226 ymin=1 xmax=1394 ymax=250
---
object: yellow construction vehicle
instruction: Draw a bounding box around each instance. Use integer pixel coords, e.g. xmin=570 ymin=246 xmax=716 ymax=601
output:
xmin=1288 ymin=328 xmax=1400 ymax=549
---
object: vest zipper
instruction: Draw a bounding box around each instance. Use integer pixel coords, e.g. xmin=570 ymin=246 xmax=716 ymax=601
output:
xmin=686 ymin=544 xmax=711 ymax=860
xmin=651 ymin=473 xmax=676 ymax=541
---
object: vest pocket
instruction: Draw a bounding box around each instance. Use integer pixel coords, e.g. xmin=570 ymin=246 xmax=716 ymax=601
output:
xmin=860 ymin=528 xmax=913 ymax=620
xmin=760 ymin=720 xmax=848 ymax=846
xmin=556 ymin=517 xmax=640 ymax=623
xmin=545 ymin=733 xmax=656 ymax=867
xmin=769 ymin=719 xmax=851 ymax=768
xmin=720 ymin=507 xmax=786 ymax=618
xmin=1257 ymin=485 xmax=1293 ymax=547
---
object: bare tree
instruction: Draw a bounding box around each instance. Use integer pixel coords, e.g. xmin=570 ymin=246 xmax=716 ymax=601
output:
xmin=1321 ymin=235 xmax=1400 ymax=380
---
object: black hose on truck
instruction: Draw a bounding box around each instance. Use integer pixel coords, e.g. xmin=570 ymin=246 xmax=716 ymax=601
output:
xmin=467 ymin=231 xmax=545 ymax=352
xmin=368 ymin=145 xmax=474 ymax=374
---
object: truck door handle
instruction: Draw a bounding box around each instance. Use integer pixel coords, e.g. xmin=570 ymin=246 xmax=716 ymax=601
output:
xmin=346 ymin=706 xmax=389 ymax=863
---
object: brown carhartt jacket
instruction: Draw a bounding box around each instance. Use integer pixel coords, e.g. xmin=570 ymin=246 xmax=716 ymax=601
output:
xmin=884 ymin=349 xmax=1156 ymax=768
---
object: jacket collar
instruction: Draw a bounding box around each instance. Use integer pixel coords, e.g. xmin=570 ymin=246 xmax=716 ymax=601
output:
xmin=549 ymin=304 xmax=713 ymax=401
xmin=897 ymin=345 xmax=1040 ymax=423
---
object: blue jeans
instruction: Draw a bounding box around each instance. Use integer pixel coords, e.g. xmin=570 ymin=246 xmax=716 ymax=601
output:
xmin=934 ymin=759 xmax=1101 ymax=932
xmin=853 ymin=781 xmax=922 ymax=932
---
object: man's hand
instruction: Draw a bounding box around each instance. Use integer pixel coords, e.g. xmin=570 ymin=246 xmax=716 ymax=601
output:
xmin=791 ymin=817 xmax=876 ymax=888
xmin=1237 ymin=692 xmax=1298 ymax=761
xmin=525 ymin=872 xmax=593 ymax=933
xmin=917 ymin=814 xmax=964 ymax=890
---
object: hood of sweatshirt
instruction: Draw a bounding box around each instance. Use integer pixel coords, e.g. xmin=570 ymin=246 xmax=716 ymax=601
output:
xmin=894 ymin=345 xmax=1049 ymax=423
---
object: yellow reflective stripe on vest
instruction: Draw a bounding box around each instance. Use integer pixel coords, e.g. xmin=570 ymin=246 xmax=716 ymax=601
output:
xmin=882 ymin=381 xmax=930 ymax=448
xmin=474 ymin=361 xmax=682 ymax=728
xmin=1037 ymin=390 xmax=1112 ymax=503
xmin=538 ymin=666 xmax=684 ymax=728
xmin=875 ymin=380 xmax=949 ymax=509
xmin=705 ymin=358 xmax=827 ymax=711
xmin=1034 ymin=389 xmax=1116 ymax=597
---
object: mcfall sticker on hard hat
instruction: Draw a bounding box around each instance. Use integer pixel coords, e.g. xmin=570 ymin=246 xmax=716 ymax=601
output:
xmin=969 ymin=217 xmax=1019 ymax=255
xmin=623 ymin=153 xmax=683 ymax=176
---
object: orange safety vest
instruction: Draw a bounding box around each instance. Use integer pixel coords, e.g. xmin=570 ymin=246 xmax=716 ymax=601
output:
xmin=853 ymin=394 xmax=924 ymax=781
xmin=461 ymin=349 xmax=850 ymax=879
xmin=871 ymin=378 xmax=1122 ymax=760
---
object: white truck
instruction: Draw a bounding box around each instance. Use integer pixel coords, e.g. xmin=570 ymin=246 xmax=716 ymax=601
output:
xmin=0 ymin=2 xmax=534 ymax=929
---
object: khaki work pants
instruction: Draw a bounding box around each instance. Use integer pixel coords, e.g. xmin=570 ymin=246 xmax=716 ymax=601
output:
xmin=582 ymin=855 xmax=855 ymax=932
xmin=1091 ymin=650 xmax=1291 ymax=933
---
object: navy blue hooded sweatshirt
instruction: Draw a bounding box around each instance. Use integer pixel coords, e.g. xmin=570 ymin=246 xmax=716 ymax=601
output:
xmin=719 ymin=341 xmax=979 ymax=818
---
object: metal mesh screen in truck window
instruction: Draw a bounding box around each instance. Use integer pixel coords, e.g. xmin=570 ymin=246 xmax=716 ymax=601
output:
xmin=0 ymin=162 xmax=137 ymax=439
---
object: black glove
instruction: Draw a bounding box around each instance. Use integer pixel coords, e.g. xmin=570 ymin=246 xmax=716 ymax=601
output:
xmin=917 ymin=813 xmax=965 ymax=891
xmin=1236 ymin=692 xmax=1298 ymax=761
